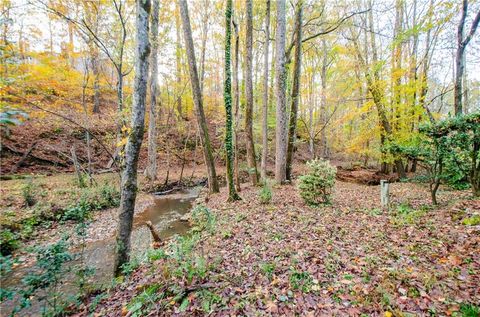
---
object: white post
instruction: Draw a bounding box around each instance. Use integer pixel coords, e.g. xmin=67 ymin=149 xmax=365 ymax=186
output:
xmin=380 ymin=180 xmax=390 ymax=209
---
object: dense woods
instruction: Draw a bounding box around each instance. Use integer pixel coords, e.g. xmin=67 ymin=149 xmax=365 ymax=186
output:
xmin=1 ymin=0 xmax=479 ymax=316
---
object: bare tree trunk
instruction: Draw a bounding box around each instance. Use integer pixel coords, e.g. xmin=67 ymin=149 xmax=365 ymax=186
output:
xmin=419 ymin=0 xmax=434 ymax=123
xmin=454 ymin=0 xmax=480 ymax=116
xmin=391 ymin=0 xmax=403 ymax=130
xmin=115 ymin=0 xmax=151 ymax=275
xmin=286 ymin=2 xmax=303 ymax=181
xmin=92 ymin=52 xmax=101 ymax=114
xmin=199 ymin=0 xmax=210 ymax=94
xmin=245 ymin=0 xmax=258 ymax=185
xmin=179 ymin=0 xmax=219 ymax=193
xmin=260 ymin=0 xmax=270 ymax=182
xmin=232 ymin=19 xmax=241 ymax=191
xmin=274 ymin=0 xmax=287 ymax=184
xmin=225 ymin=0 xmax=241 ymax=201
xmin=146 ymin=0 xmax=159 ymax=182
xmin=175 ymin=4 xmax=183 ymax=117
xmin=320 ymin=38 xmax=327 ymax=158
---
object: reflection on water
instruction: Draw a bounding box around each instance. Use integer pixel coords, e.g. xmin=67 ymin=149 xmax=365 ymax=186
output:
xmin=0 ymin=188 xmax=200 ymax=316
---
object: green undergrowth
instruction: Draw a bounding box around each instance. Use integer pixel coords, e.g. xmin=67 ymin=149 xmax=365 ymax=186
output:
xmin=121 ymin=205 xmax=223 ymax=316
xmin=0 ymin=181 xmax=120 ymax=255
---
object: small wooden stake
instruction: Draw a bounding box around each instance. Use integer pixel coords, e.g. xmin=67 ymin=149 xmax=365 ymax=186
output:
xmin=380 ymin=180 xmax=390 ymax=209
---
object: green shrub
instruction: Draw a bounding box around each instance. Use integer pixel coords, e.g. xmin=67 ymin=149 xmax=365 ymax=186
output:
xmin=81 ymin=183 xmax=120 ymax=210
xmin=258 ymin=181 xmax=272 ymax=204
xmin=62 ymin=199 xmax=92 ymax=221
xmin=0 ymin=229 xmax=20 ymax=255
xmin=459 ymin=303 xmax=480 ymax=317
xmin=297 ymin=159 xmax=336 ymax=206
xmin=0 ymin=254 xmax=16 ymax=301
xmin=462 ymin=215 xmax=480 ymax=226
xmin=13 ymin=237 xmax=73 ymax=316
xmin=191 ymin=205 xmax=215 ymax=233
xmin=21 ymin=179 xmax=37 ymax=207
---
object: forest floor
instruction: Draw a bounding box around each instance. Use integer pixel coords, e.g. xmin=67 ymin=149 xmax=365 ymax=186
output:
xmin=75 ymin=177 xmax=480 ymax=316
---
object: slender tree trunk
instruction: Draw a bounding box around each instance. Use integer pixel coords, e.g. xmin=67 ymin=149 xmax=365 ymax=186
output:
xmin=146 ymin=0 xmax=159 ymax=181
xmin=115 ymin=0 xmax=151 ymax=275
xmin=224 ymin=0 xmax=241 ymax=201
xmin=261 ymin=0 xmax=270 ymax=182
xmin=175 ymin=5 xmax=183 ymax=117
xmin=419 ymin=0 xmax=434 ymax=123
xmin=453 ymin=0 xmax=480 ymax=116
xmin=245 ymin=0 xmax=258 ymax=185
xmin=232 ymin=20 xmax=241 ymax=191
xmin=199 ymin=2 xmax=210 ymax=94
xmin=179 ymin=0 xmax=219 ymax=193
xmin=320 ymin=38 xmax=328 ymax=158
xmin=286 ymin=2 xmax=303 ymax=181
xmin=274 ymin=0 xmax=287 ymax=184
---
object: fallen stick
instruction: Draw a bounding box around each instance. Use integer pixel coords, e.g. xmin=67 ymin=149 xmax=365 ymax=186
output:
xmin=11 ymin=141 xmax=38 ymax=173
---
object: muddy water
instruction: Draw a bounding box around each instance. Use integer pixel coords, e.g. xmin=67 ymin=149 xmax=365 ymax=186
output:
xmin=1 ymin=188 xmax=200 ymax=316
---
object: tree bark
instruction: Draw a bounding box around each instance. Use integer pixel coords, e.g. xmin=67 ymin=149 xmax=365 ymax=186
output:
xmin=261 ymin=0 xmax=270 ymax=182
xmin=175 ymin=4 xmax=183 ymax=117
xmin=146 ymin=0 xmax=159 ymax=182
xmin=232 ymin=19 xmax=241 ymax=191
xmin=286 ymin=2 xmax=303 ymax=181
xmin=320 ymin=38 xmax=327 ymax=158
xmin=274 ymin=0 xmax=288 ymax=184
xmin=245 ymin=0 xmax=258 ymax=185
xmin=114 ymin=0 xmax=151 ymax=275
xmin=454 ymin=0 xmax=480 ymax=116
xmin=224 ymin=0 xmax=241 ymax=201
xmin=179 ymin=0 xmax=219 ymax=193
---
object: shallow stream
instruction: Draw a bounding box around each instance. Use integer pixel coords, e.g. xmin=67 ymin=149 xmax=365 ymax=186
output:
xmin=1 ymin=187 xmax=200 ymax=316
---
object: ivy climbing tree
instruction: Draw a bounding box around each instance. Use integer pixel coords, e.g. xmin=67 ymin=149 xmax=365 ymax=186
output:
xmin=224 ymin=0 xmax=241 ymax=202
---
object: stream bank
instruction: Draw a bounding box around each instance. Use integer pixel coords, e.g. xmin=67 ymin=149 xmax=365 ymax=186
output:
xmin=1 ymin=187 xmax=203 ymax=316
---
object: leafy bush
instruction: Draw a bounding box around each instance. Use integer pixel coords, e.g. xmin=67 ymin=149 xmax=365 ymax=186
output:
xmin=459 ymin=303 xmax=480 ymax=317
xmin=191 ymin=205 xmax=215 ymax=233
xmin=258 ymin=181 xmax=272 ymax=204
xmin=81 ymin=183 xmax=120 ymax=210
xmin=13 ymin=237 xmax=73 ymax=316
xmin=0 ymin=254 xmax=16 ymax=301
xmin=62 ymin=199 xmax=92 ymax=221
xmin=297 ymin=159 xmax=337 ymax=205
xmin=21 ymin=179 xmax=37 ymax=207
xmin=0 ymin=229 xmax=20 ymax=255
xmin=417 ymin=113 xmax=480 ymax=202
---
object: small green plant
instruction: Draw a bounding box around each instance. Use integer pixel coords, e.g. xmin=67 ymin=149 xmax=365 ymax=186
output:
xmin=121 ymin=257 xmax=141 ymax=276
xmin=396 ymin=202 xmax=413 ymax=214
xmin=298 ymin=159 xmax=337 ymax=206
xmin=289 ymin=268 xmax=313 ymax=292
xmin=260 ymin=262 xmax=276 ymax=280
xmin=191 ymin=205 xmax=215 ymax=233
xmin=459 ymin=303 xmax=480 ymax=317
xmin=14 ymin=236 xmax=73 ymax=316
xmin=62 ymin=199 xmax=92 ymax=222
xmin=258 ymin=181 xmax=272 ymax=204
xmin=0 ymin=254 xmax=16 ymax=301
xmin=81 ymin=183 xmax=120 ymax=210
xmin=197 ymin=289 xmax=223 ymax=313
xmin=462 ymin=215 xmax=480 ymax=226
xmin=127 ymin=284 xmax=163 ymax=317
xmin=0 ymin=229 xmax=20 ymax=255
xmin=166 ymin=234 xmax=209 ymax=284
xmin=146 ymin=248 xmax=168 ymax=262
xmin=21 ymin=178 xmax=37 ymax=207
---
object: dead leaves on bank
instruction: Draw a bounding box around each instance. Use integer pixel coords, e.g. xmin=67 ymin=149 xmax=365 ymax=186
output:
xmin=84 ymin=181 xmax=479 ymax=316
